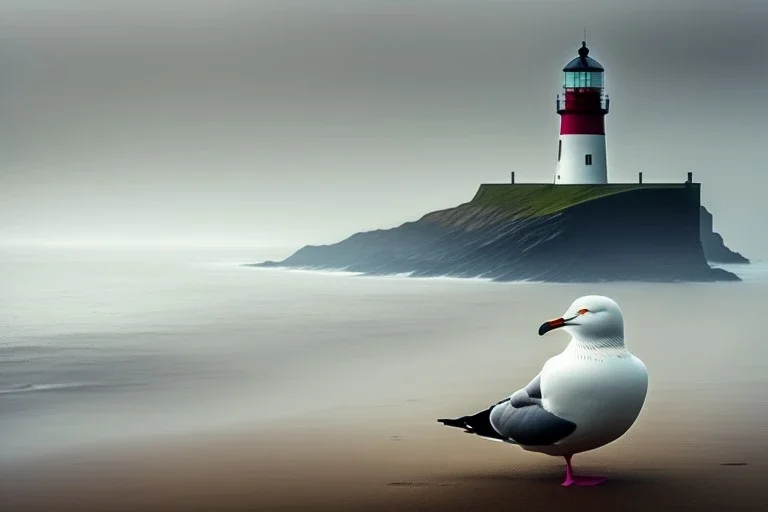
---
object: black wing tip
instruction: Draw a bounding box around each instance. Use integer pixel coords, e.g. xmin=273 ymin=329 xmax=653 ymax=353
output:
xmin=438 ymin=412 xmax=507 ymax=441
xmin=437 ymin=418 xmax=467 ymax=429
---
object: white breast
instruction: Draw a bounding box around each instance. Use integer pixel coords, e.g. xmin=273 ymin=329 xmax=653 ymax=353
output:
xmin=537 ymin=350 xmax=648 ymax=455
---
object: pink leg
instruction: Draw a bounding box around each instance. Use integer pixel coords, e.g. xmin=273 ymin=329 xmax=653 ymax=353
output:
xmin=561 ymin=455 xmax=607 ymax=487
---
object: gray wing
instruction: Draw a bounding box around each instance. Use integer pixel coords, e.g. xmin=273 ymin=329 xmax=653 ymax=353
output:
xmin=489 ymin=373 xmax=577 ymax=446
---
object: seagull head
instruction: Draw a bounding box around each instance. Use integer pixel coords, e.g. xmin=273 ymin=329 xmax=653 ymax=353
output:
xmin=538 ymin=295 xmax=624 ymax=340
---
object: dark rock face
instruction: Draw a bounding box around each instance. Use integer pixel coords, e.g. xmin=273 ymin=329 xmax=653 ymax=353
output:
xmin=252 ymin=188 xmax=742 ymax=283
xmin=699 ymin=206 xmax=749 ymax=264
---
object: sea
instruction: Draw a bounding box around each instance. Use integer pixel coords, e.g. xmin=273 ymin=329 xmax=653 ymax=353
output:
xmin=1 ymin=245 xmax=766 ymax=465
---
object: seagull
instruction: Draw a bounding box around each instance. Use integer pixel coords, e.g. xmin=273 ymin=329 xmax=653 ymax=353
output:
xmin=438 ymin=295 xmax=648 ymax=487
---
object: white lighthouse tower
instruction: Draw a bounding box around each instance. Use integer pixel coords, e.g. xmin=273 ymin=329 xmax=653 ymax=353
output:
xmin=554 ymin=42 xmax=610 ymax=184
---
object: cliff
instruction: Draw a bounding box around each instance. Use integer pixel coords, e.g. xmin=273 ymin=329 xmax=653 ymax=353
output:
xmin=699 ymin=206 xmax=749 ymax=264
xmin=252 ymin=184 xmax=743 ymax=282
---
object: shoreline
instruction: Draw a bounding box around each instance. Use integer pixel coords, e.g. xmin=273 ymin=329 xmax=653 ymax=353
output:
xmin=245 ymin=262 xmax=754 ymax=284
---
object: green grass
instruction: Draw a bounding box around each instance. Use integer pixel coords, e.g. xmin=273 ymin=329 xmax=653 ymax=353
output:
xmin=469 ymin=183 xmax=695 ymax=218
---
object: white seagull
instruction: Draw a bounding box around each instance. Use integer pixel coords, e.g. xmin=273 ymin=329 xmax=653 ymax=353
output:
xmin=438 ymin=295 xmax=648 ymax=487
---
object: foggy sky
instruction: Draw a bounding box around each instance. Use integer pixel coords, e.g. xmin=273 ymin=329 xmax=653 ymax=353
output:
xmin=1 ymin=0 xmax=767 ymax=257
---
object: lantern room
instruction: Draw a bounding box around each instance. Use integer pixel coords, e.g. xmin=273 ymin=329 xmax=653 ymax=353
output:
xmin=557 ymin=42 xmax=609 ymax=114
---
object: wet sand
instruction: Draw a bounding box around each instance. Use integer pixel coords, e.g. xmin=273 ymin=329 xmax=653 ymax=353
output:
xmin=2 ymin=375 xmax=767 ymax=511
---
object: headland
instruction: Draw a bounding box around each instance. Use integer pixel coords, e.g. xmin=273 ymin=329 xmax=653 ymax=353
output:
xmin=252 ymin=180 xmax=746 ymax=282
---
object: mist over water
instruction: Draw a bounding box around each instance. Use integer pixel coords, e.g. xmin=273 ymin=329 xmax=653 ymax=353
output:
xmin=1 ymin=246 xmax=767 ymax=465
xmin=1 ymin=0 xmax=767 ymax=258
xmin=0 ymin=245 xmax=508 ymax=461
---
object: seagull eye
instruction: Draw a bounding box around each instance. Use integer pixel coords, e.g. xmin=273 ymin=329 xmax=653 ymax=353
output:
xmin=578 ymin=308 xmax=589 ymax=315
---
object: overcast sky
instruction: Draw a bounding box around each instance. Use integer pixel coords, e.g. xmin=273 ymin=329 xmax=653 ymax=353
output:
xmin=1 ymin=0 xmax=766 ymax=258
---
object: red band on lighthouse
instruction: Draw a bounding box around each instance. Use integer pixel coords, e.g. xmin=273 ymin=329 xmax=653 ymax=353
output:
xmin=559 ymin=114 xmax=605 ymax=135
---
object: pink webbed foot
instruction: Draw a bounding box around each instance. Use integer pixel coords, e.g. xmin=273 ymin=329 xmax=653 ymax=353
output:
xmin=561 ymin=455 xmax=607 ymax=487
xmin=561 ymin=475 xmax=608 ymax=487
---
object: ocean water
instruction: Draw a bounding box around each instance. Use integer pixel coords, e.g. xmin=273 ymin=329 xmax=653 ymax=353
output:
xmin=1 ymin=246 xmax=767 ymax=465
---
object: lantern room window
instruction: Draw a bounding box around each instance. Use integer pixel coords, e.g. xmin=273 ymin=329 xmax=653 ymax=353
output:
xmin=564 ymin=71 xmax=603 ymax=89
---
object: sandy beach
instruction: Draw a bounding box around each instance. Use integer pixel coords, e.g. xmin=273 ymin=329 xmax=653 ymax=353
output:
xmin=2 ymin=379 xmax=767 ymax=512
xmin=2 ymin=249 xmax=767 ymax=511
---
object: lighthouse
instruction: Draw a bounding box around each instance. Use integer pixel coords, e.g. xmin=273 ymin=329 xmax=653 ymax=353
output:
xmin=554 ymin=42 xmax=609 ymax=184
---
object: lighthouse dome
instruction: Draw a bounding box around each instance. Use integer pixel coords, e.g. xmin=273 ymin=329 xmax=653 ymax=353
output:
xmin=563 ymin=42 xmax=604 ymax=72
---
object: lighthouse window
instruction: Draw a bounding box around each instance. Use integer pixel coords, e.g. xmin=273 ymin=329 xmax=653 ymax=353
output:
xmin=558 ymin=140 xmax=562 ymax=161
xmin=564 ymin=72 xmax=603 ymax=89
xmin=585 ymin=154 xmax=593 ymax=166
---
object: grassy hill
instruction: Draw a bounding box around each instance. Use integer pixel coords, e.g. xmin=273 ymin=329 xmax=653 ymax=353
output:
xmin=469 ymin=183 xmax=695 ymax=218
